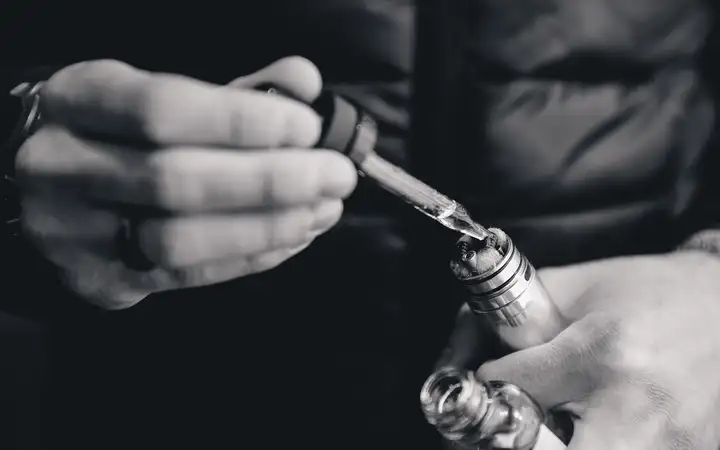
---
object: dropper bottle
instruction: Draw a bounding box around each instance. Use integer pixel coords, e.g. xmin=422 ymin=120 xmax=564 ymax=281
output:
xmin=421 ymin=367 xmax=566 ymax=450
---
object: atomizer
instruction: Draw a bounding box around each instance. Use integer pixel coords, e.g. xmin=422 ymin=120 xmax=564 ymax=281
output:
xmin=420 ymin=228 xmax=571 ymax=448
xmin=449 ymin=228 xmax=567 ymax=350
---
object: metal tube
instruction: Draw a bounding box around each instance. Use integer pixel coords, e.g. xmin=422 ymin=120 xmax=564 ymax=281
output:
xmin=451 ymin=229 xmax=568 ymax=350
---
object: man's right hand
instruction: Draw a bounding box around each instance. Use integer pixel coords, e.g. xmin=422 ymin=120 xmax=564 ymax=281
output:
xmin=15 ymin=57 xmax=357 ymax=310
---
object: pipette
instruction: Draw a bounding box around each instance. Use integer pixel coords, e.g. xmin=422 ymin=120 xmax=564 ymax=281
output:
xmin=357 ymin=148 xmax=490 ymax=241
xmin=262 ymin=86 xmax=491 ymax=242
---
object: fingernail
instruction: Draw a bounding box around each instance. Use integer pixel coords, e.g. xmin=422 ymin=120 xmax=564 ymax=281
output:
xmin=320 ymin=154 xmax=358 ymax=199
xmin=311 ymin=201 xmax=343 ymax=233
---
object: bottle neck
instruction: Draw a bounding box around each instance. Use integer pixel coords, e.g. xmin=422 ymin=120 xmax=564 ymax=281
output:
xmin=421 ymin=369 xmax=545 ymax=449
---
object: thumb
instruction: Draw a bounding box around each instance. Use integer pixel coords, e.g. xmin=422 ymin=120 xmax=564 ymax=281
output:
xmin=228 ymin=56 xmax=323 ymax=103
xmin=477 ymin=319 xmax=600 ymax=409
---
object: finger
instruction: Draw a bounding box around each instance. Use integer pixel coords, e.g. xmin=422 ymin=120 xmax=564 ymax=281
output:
xmin=164 ymin=242 xmax=314 ymax=289
xmin=42 ymin=59 xmax=322 ymax=148
xmin=435 ymin=304 xmax=502 ymax=370
xmin=21 ymin=193 xmax=342 ymax=268
xmin=537 ymin=265 xmax=596 ymax=313
xmin=62 ymin=243 xmax=313 ymax=310
xmin=228 ymin=56 xmax=323 ymax=103
xmin=476 ymin=317 xmax=607 ymax=408
xmin=21 ymin=194 xmax=118 ymax=258
xmin=17 ymin=127 xmax=357 ymax=211
xmin=137 ymin=200 xmax=344 ymax=267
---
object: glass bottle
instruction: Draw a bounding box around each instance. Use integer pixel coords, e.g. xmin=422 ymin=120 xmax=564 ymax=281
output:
xmin=421 ymin=367 xmax=566 ymax=450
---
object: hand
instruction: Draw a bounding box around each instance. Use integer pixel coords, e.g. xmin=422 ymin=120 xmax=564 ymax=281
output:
xmin=16 ymin=56 xmax=357 ymax=309
xmin=439 ymin=251 xmax=720 ymax=449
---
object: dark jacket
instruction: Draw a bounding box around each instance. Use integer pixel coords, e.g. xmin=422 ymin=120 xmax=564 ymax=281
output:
xmin=1 ymin=1 xmax=717 ymax=449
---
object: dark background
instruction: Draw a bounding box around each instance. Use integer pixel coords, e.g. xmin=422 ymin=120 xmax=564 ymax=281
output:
xmin=0 ymin=312 xmax=45 ymax=450
xmin=3 ymin=1 xmax=720 ymax=449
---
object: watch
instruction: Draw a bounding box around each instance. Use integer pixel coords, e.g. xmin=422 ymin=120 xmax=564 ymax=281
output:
xmin=3 ymin=80 xmax=45 ymax=238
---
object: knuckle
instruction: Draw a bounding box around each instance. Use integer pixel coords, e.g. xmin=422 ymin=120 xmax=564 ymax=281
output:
xmin=262 ymin=158 xmax=289 ymax=204
xmin=251 ymin=97 xmax=320 ymax=148
xmin=138 ymin=220 xmax=184 ymax=267
xmin=168 ymin=264 xmax=226 ymax=288
xmin=264 ymin=154 xmax=326 ymax=204
xmin=145 ymin=151 xmax=198 ymax=210
xmin=586 ymin=314 xmax=648 ymax=377
xmin=609 ymin=346 xmax=649 ymax=378
xmin=137 ymin=76 xmax=184 ymax=143
xmin=561 ymin=313 xmax=627 ymax=376
xmin=44 ymin=60 xmax=133 ymax=106
xmin=14 ymin=134 xmax=42 ymax=182
xmin=14 ymin=126 xmax=58 ymax=182
xmin=225 ymin=94 xmax=257 ymax=145
xmin=259 ymin=156 xmax=294 ymax=205
xmin=267 ymin=207 xmax=315 ymax=248
xmin=78 ymin=59 xmax=135 ymax=81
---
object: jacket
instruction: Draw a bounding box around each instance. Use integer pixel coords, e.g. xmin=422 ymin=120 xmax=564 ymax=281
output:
xmin=1 ymin=1 xmax=717 ymax=449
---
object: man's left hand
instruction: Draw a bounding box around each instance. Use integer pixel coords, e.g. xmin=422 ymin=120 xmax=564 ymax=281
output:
xmin=440 ymin=251 xmax=720 ymax=449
